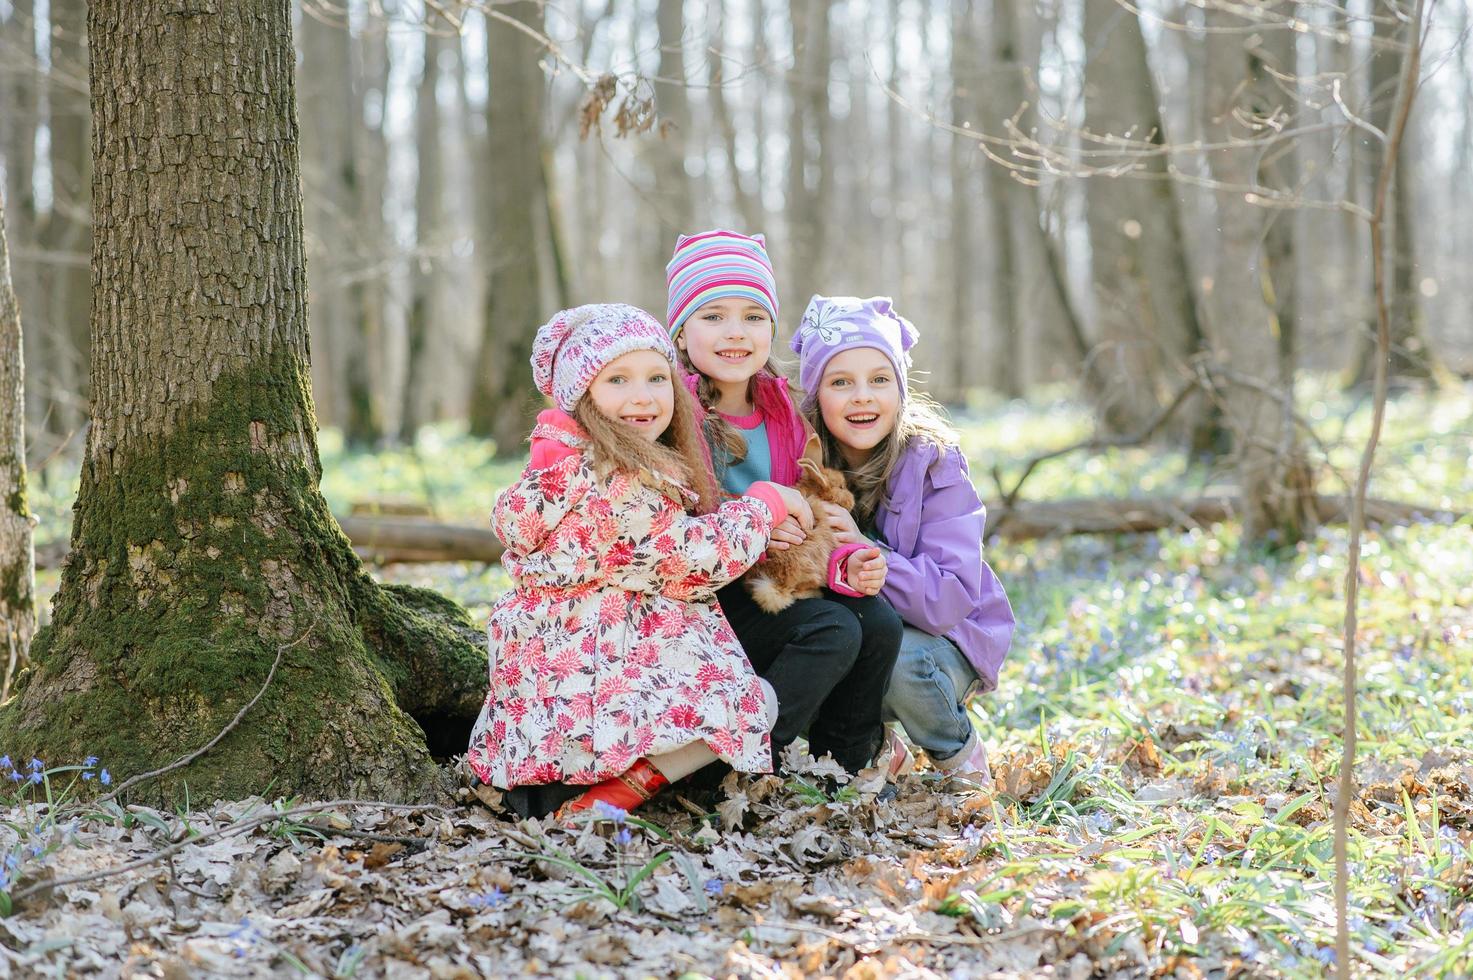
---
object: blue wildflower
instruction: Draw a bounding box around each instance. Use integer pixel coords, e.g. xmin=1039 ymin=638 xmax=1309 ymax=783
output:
xmin=704 ymin=878 xmax=724 ymax=896
xmin=29 ymin=772 xmax=42 ymax=785
xmin=8 ymin=771 xmax=21 ymax=783
xmin=469 ymin=885 xmax=507 ymax=909
xmin=100 ymin=769 xmax=111 ymax=786
xmin=592 ymin=800 xmax=626 ymax=824
xmin=0 ymin=756 xmax=11 ymax=769
xmin=83 ymin=756 xmax=98 ymax=768
xmin=613 ymin=828 xmax=633 ymax=846
xmin=1314 ymin=947 xmax=1336 ymax=966
xmin=82 ymin=772 xmax=93 ymax=781
xmin=27 ymin=759 xmax=41 ymax=773
xmin=962 ymin=824 xmax=982 ymax=845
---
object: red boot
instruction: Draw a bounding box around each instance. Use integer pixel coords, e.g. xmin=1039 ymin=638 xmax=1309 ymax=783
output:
xmin=554 ymin=758 xmax=670 ymax=823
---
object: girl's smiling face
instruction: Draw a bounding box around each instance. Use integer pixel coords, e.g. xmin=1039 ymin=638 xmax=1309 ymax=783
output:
xmin=817 ymin=347 xmax=901 ymax=467
xmin=677 ymin=298 xmax=774 ymax=392
xmin=586 ymin=349 xmax=675 ymax=442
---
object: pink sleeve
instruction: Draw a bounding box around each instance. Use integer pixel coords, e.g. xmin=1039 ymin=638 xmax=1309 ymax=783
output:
xmin=743 ymin=481 xmax=789 ymax=526
xmin=826 ymin=542 xmax=867 ymax=597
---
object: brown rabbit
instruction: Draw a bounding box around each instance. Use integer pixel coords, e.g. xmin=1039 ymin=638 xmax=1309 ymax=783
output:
xmin=744 ymin=458 xmax=857 ymax=613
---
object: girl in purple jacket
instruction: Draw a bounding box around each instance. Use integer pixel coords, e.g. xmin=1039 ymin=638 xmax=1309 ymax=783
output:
xmin=793 ymin=295 xmax=1015 ymax=783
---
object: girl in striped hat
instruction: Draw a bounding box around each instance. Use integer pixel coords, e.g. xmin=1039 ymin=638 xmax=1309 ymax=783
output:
xmin=665 ymin=230 xmax=910 ymax=782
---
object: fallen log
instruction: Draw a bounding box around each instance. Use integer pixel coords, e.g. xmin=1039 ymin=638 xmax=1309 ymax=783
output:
xmin=33 ymin=495 xmax=1462 ymax=570
xmin=335 ymin=515 xmax=506 ymax=566
xmin=986 ymin=494 xmax=1464 ymax=542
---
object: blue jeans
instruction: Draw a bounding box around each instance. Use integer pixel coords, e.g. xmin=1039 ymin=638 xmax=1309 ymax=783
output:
xmin=882 ymin=627 xmax=980 ymax=767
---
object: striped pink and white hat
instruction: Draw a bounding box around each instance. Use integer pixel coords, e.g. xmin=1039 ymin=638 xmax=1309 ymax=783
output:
xmin=665 ymin=229 xmax=779 ymax=339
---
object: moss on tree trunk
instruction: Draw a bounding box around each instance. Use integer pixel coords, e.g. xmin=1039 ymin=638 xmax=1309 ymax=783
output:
xmin=0 ymin=1 xmax=484 ymax=806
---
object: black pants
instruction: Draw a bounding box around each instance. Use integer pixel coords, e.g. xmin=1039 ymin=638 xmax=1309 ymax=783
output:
xmin=716 ymin=581 xmax=903 ymax=774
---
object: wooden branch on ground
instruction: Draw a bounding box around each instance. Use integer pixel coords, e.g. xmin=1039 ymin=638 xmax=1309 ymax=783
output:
xmin=986 ymin=494 xmax=1462 ymax=542
xmin=32 ymin=496 xmax=1459 ymax=572
xmin=334 ymin=515 xmax=506 ymax=565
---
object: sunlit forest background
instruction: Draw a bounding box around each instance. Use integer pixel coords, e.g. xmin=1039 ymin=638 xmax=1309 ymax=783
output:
xmin=7 ymin=0 xmax=1471 ymax=465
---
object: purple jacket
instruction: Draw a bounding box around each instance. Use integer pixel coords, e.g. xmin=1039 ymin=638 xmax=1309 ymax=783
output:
xmin=874 ymin=441 xmax=1015 ymax=693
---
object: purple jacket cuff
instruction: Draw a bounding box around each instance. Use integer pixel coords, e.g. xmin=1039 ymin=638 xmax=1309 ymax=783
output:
xmin=827 ymin=542 xmax=867 ymax=597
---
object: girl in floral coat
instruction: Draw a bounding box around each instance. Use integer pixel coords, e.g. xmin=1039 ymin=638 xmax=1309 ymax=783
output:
xmin=466 ymin=303 xmax=812 ymax=820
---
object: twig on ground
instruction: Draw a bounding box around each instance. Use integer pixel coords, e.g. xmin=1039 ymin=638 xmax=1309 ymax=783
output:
xmin=97 ymin=624 xmax=315 ymax=804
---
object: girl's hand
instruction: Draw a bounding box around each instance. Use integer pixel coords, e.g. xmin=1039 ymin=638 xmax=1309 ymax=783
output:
xmin=768 ymin=516 xmax=807 ymax=551
xmin=818 ymin=501 xmax=863 ymax=545
xmin=772 ymin=485 xmax=815 ymax=532
xmin=845 ymin=547 xmax=887 ymax=596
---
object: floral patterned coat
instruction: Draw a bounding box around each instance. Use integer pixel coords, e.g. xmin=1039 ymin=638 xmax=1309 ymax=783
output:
xmin=467 ymin=411 xmax=780 ymax=789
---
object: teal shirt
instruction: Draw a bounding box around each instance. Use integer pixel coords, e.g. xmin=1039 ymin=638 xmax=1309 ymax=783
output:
xmin=716 ymin=414 xmax=772 ymax=496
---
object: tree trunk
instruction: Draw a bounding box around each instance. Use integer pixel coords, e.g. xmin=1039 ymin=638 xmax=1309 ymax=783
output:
xmin=1082 ymin=0 xmax=1209 ymax=435
xmin=1201 ymin=5 xmax=1318 ymax=545
xmin=298 ymin=2 xmax=356 ymax=431
xmin=345 ymin=7 xmax=391 ymax=446
xmin=38 ymin=0 xmax=91 ymax=440
xmin=468 ymin=1 xmax=548 ymax=454
xmin=0 ymin=0 xmax=486 ymax=805
xmin=1350 ymin=11 xmax=1437 ymax=386
xmin=653 ymin=0 xmax=695 ymax=234
xmin=707 ymin=0 xmax=762 ymax=231
xmin=986 ymin=0 xmax=1091 ymax=399
xmin=2 ymin=1 xmax=50 ymax=440
xmin=404 ymin=27 xmax=446 ymax=440
xmin=0 ymin=191 xmax=36 ymax=696
xmin=944 ymin=0 xmax=977 ymax=404
xmin=1256 ymin=24 xmax=1298 ymax=377
xmin=784 ymin=0 xmax=832 ymax=320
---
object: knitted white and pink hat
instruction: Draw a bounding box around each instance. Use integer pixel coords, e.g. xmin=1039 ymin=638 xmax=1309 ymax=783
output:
xmin=531 ymin=304 xmax=677 ymax=412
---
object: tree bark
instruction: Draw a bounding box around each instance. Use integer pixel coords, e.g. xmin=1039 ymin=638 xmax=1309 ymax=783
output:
xmin=1082 ymin=0 xmax=1209 ymax=436
xmin=1201 ymin=5 xmax=1318 ymax=545
xmin=0 ymin=0 xmax=486 ymax=805
xmin=468 ymin=0 xmax=548 ymax=454
xmin=0 ymin=191 xmax=36 ymax=696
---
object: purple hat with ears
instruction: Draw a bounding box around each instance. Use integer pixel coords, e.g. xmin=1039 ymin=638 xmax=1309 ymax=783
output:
xmin=790 ymin=295 xmax=919 ymax=408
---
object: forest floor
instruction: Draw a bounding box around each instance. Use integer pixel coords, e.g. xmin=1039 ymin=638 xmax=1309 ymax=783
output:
xmin=8 ymin=382 xmax=1473 ymax=977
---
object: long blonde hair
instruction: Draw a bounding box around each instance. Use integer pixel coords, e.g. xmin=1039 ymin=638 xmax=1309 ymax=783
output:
xmin=573 ymin=376 xmax=720 ymax=515
xmin=805 ymin=391 xmax=959 ymax=527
